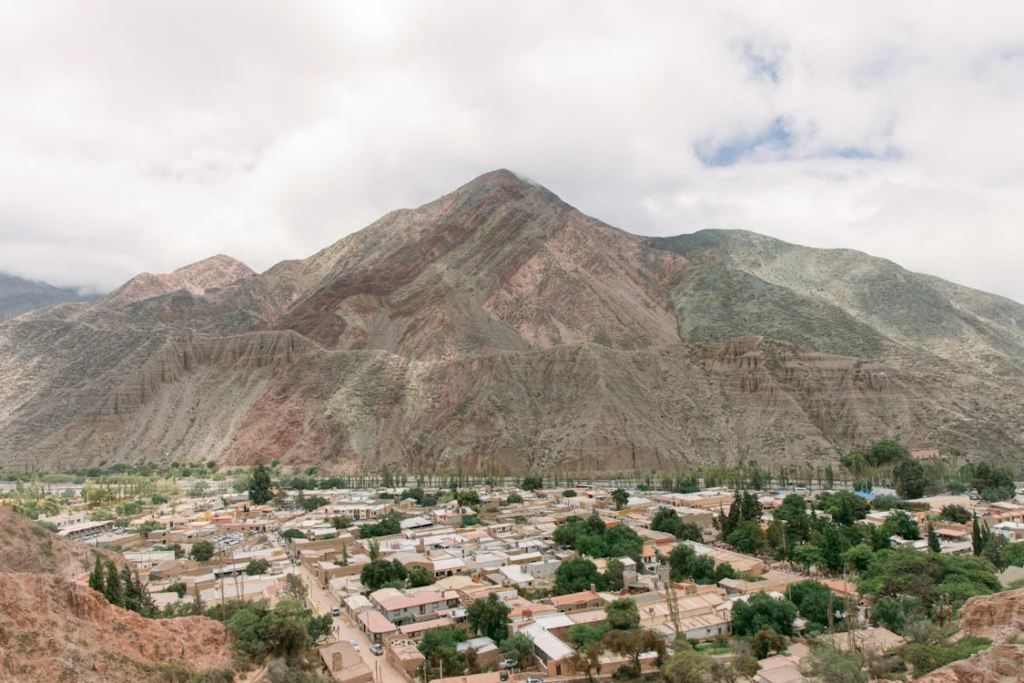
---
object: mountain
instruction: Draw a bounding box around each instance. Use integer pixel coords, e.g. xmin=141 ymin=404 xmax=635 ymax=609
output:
xmin=0 ymin=273 xmax=98 ymax=322
xmin=0 ymin=170 xmax=1020 ymax=473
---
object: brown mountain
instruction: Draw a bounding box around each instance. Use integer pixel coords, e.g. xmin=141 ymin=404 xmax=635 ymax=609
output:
xmin=0 ymin=170 xmax=1020 ymax=473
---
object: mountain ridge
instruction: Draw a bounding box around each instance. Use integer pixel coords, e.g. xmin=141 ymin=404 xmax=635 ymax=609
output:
xmin=0 ymin=170 xmax=1020 ymax=473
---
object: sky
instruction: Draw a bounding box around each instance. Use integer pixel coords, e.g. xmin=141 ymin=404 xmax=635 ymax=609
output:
xmin=1 ymin=2 xmax=1023 ymax=303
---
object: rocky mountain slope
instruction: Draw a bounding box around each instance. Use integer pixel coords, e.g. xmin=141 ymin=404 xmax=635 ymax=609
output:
xmin=0 ymin=170 xmax=1020 ymax=472
xmin=0 ymin=573 xmax=233 ymax=683
xmin=0 ymin=506 xmax=120 ymax=578
xmin=0 ymin=508 xmax=233 ymax=682
xmin=0 ymin=272 xmax=98 ymax=322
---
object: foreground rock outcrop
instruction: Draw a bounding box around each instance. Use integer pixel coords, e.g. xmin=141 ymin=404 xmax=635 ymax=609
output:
xmin=0 ymin=506 xmax=121 ymax=579
xmin=0 ymin=573 xmax=234 ymax=683
xmin=916 ymin=588 xmax=1024 ymax=683
xmin=0 ymin=170 xmax=1021 ymax=471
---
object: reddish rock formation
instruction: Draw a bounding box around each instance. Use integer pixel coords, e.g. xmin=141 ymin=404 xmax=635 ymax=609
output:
xmin=915 ymin=589 xmax=1024 ymax=683
xmin=0 ymin=573 xmax=233 ymax=683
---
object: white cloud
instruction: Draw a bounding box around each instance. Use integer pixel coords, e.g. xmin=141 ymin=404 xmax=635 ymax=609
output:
xmin=0 ymin=0 xmax=1021 ymax=303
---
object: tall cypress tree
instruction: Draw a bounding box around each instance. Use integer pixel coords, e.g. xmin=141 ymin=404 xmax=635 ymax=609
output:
xmin=972 ymin=512 xmax=985 ymax=556
xmin=88 ymin=555 xmax=105 ymax=593
xmin=102 ymin=560 xmax=123 ymax=607
xmin=927 ymin=523 xmax=941 ymax=553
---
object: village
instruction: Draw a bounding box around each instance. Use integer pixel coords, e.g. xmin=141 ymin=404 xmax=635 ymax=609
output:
xmin=26 ymin=460 xmax=1024 ymax=683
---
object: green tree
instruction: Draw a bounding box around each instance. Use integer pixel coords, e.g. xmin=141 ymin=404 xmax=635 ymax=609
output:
xmin=785 ymin=581 xmax=837 ymax=631
xmin=803 ymin=645 xmax=868 ymax=683
xmin=868 ymin=440 xmax=909 ymax=466
xmin=568 ymin=643 xmax=604 ymax=683
xmin=940 ymin=504 xmax=972 ymax=524
xmin=88 ymin=555 xmax=105 ymax=593
xmin=506 ymin=493 xmax=524 ymax=505
xmin=248 ymin=465 xmax=273 ymax=505
xmin=822 ymin=491 xmax=870 ymax=526
xmin=841 ymin=544 xmax=874 ymax=573
xmin=821 ymin=524 xmax=846 ymax=573
xmin=137 ymin=520 xmax=163 ymax=537
xmin=689 ymin=556 xmax=718 ymax=584
xmin=893 ymin=458 xmax=926 ymax=499
xmin=972 ymin=462 xmax=1014 ymax=499
xmin=981 ymin=534 xmax=1008 ymax=571
xmin=281 ymin=528 xmax=305 ymax=540
xmin=667 ymin=543 xmax=695 ymax=581
xmin=360 ymin=560 xmax=408 ymax=591
xmin=858 ymin=547 xmax=999 ymax=611
xmin=774 ymin=494 xmax=811 ymax=543
xmin=604 ymin=524 xmax=643 ymax=561
xmin=500 ymin=632 xmax=535 ymax=668
xmin=467 ymin=593 xmax=510 ymax=643
xmin=605 ymin=558 xmax=626 ymax=591
xmin=605 ymin=598 xmax=640 ymax=631
xmin=521 ymin=475 xmax=543 ymax=491
xmin=881 ymin=510 xmax=920 ymax=540
xmin=731 ymin=592 xmax=798 ymax=636
xmin=651 ymin=508 xmax=701 ymax=541
xmin=604 ymin=628 xmax=665 ymax=677
xmin=407 ymin=565 xmax=435 ymax=587
xmin=359 ymin=511 xmax=403 ymax=539
xmin=456 ymin=490 xmax=481 ymax=507
xmin=246 ymin=559 xmax=271 ymax=575
xmin=870 ymin=596 xmax=906 ymax=633
xmin=611 ymin=488 xmax=629 ymax=510
xmin=554 ymin=558 xmax=604 ymax=595
xmin=661 ymin=640 xmax=710 ymax=683
xmin=419 ymin=626 xmax=467 ymax=679
xmin=751 ymin=625 xmax=785 ymax=659
xmin=190 ymin=540 xmax=215 ymax=562
xmin=972 ymin=512 xmax=985 ymax=556
xmin=568 ymin=624 xmax=607 ymax=649
xmin=102 ymin=560 xmax=124 ymax=607
xmin=1001 ymin=542 xmax=1024 ymax=569
xmin=927 ymin=524 xmax=941 ymax=553
xmin=576 ymin=535 xmax=608 ymax=559
xmin=284 ymin=574 xmax=308 ymax=604
xmin=727 ymin=520 xmax=767 ymax=555
xmin=300 ymin=495 xmax=329 ymax=512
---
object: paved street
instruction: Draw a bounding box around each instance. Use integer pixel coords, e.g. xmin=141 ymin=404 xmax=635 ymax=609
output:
xmin=296 ymin=563 xmax=410 ymax=683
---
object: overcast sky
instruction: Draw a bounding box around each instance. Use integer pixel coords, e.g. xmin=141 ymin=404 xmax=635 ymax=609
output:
xmin=1 ymin=2 xmax=1023 ymax=303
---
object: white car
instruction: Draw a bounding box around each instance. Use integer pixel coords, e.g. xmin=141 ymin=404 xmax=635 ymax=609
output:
xmin=350 ymin=640 xmax=360 ymax=652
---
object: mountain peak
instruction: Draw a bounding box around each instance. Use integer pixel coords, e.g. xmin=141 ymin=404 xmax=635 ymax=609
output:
xmin=445 ymin=168 xmax=562 ymax=206
xmin=108 ymin=254 xmax=255 ymax=305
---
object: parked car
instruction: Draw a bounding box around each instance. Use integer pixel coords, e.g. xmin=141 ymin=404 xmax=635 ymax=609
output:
xmin=525 ymin=678 xmax=544 ymax=683
xmin=499 ymin=659 xmax=518 ymax=669
xmin=350 ymin=640 xmax=361 ymax=652
xmin=331 ymin=606 xmax=340 ymax=617
xmin=370 ymin=644 xmax=384 ymax=656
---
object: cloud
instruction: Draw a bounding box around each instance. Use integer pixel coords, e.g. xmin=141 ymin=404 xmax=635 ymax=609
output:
xmin=0 ymin=1 xmax=1021 ymax=303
